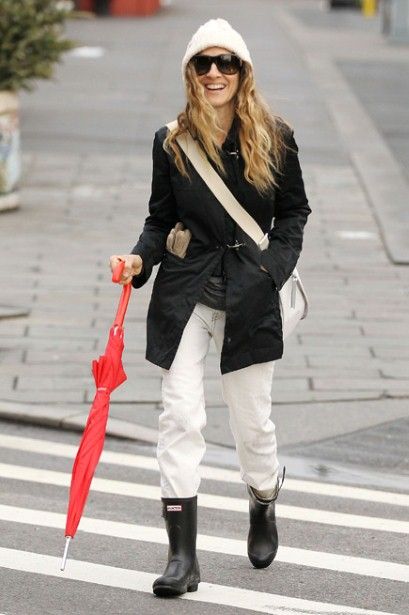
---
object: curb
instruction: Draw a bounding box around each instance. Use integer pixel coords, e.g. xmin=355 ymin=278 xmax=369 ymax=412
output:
xmin=0 ymin=305 xmax=30 ymax=319
xmin=0 ymin=401 xmax=158 ymax=444
xmin=0 ymin=192 xmax=19 ymax=213
xmin=2 ymin=400 xmax=409 ymax=491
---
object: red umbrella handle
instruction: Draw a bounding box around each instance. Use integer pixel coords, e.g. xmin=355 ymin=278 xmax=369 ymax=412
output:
xmin=112 ymin=260 xmax=132 ymax=328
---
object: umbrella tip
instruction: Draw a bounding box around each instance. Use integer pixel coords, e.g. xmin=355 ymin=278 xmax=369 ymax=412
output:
xmin=60 ymin=536 xmax=71 ymax=571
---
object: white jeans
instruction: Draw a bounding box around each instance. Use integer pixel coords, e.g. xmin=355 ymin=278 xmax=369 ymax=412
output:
xmin=157 ymin=302 xmax=279 ymax=498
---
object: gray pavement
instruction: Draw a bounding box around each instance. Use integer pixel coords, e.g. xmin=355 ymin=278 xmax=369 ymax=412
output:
xmin=1 ymin=0 xmax=409 ymax=477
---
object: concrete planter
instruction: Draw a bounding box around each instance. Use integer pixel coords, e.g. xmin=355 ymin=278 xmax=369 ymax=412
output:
xmin=0 ymin=91 xmax=21 ymax=212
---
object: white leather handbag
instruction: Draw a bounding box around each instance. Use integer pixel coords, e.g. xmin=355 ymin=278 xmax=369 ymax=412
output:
xmin=166 ymin=121 xmax=309 ymax=339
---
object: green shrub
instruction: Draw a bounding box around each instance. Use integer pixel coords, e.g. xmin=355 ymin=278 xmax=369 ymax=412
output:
xmin=0 ymin=0 xmax=77 ymax=92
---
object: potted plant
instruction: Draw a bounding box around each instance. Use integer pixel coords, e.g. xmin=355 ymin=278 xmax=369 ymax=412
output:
xmin=0 ymin=0 xmax=76 ymax=211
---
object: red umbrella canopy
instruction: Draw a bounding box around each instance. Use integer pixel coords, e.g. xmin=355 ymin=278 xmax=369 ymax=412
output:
xmin=64 ymin=324 xmax=127 ymax=539
xmin=61 ymin=261 xmax=131 ymax=570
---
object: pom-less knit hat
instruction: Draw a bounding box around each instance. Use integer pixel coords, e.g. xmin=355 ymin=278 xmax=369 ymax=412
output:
xmin=181 ymin=18 xmax=253 ymax=81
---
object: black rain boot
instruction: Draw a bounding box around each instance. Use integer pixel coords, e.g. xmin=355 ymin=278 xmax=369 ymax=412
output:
xmin=152 ymin=495 xmax=200 ymax=597
xmin=247 ymin=467 xmax=286 ymax=569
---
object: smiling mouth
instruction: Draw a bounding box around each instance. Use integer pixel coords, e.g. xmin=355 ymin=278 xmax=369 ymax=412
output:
xmin=205 ymin=84 xmax=227 ymax=91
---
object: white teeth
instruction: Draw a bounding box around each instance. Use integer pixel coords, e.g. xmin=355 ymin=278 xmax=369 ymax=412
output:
xmin=206 ymin=85 xmax=225 ymax=90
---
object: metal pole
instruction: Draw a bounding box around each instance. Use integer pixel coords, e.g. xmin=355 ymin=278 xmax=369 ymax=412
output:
xmin=60 ymin=536 xmax=71 ymax=571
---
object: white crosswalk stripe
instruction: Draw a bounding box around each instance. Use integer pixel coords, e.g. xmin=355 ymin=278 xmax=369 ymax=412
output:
xmin=0 ymin=461 xmax=407 ymax=534
xmin=0 ymin=504 xmax=408 ymax=582
xmin=0 ymin=433 xmax=407 ymax=506
xmin=0 ymin=547 xmax=399 ymax=615
xmin=0 ymin=428 xmax=407 ymax=615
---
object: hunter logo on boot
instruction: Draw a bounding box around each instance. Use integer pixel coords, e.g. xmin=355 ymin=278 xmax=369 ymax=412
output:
xmin=167 ymin=504 xmax=182 ymax=512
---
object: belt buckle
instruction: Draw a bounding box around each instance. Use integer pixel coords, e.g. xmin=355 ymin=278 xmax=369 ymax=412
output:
xmin=226 ymin=240 xmax=246 ymax=250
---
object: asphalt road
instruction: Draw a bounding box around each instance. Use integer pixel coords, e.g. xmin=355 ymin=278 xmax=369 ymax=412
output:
xmin=0 ymin=419 xmax=408 ymax=615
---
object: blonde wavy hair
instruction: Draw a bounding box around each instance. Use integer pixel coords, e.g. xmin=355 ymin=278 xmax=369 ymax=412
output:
xmin=163 ymin=60 xmax=295 ymax=196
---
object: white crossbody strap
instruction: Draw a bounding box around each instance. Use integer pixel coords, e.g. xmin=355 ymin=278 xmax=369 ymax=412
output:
xmin=166 ymin=120 xmax=269 ymax=250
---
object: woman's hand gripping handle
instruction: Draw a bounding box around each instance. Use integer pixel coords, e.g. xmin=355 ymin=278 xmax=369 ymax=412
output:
xmin=109 ymin=254 xmax=143 ymax=285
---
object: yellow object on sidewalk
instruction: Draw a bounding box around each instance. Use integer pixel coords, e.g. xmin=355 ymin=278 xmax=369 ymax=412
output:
xmin=362 ymin=0 xmax=377 ymax=17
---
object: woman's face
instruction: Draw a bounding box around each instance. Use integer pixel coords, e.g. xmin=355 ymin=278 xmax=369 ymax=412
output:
xmin=195 ymin=46 xmax=240 ymax=111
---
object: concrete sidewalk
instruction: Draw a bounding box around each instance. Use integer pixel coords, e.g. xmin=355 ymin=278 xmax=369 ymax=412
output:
xmin=0 ymin=0 xmax=408 ymax=475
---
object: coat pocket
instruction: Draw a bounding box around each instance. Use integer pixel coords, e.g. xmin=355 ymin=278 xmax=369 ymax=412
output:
xmin=163 ymin=249 xmax=187 ymax=264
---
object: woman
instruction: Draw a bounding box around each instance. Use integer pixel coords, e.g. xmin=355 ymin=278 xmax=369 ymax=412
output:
xmin=110 ymin=18 xmax=311 ymax=598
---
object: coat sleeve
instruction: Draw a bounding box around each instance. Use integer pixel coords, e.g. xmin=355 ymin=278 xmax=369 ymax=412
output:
xmin=130 ymin=129 xmax=178 ymax=289
xmin=260 ymin=128 xmax=311 ymax=291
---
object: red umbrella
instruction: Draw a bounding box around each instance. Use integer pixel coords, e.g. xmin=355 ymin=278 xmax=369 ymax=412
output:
xmin=60 ymin=260 xmax=131 ymax=570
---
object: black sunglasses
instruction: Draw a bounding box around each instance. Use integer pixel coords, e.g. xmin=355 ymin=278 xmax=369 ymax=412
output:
xmin=190 ymin=53 xmax=242 ymax=76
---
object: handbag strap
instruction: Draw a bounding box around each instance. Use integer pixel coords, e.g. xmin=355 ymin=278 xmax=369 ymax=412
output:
xmin=166 ymin=120 xmax=269 ymax=250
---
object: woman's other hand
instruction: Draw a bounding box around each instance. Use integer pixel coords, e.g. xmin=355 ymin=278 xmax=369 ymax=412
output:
xmin=109 ymin=254 xmax=143 ymax=285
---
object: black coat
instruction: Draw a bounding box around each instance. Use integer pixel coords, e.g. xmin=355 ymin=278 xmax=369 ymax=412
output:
xmin=130 ymin=118 xmax=311 ymax=374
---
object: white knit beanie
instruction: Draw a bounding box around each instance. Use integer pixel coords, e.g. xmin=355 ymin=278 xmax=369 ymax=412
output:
xmin=181 ymin=18 xmax=253 ymax=81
